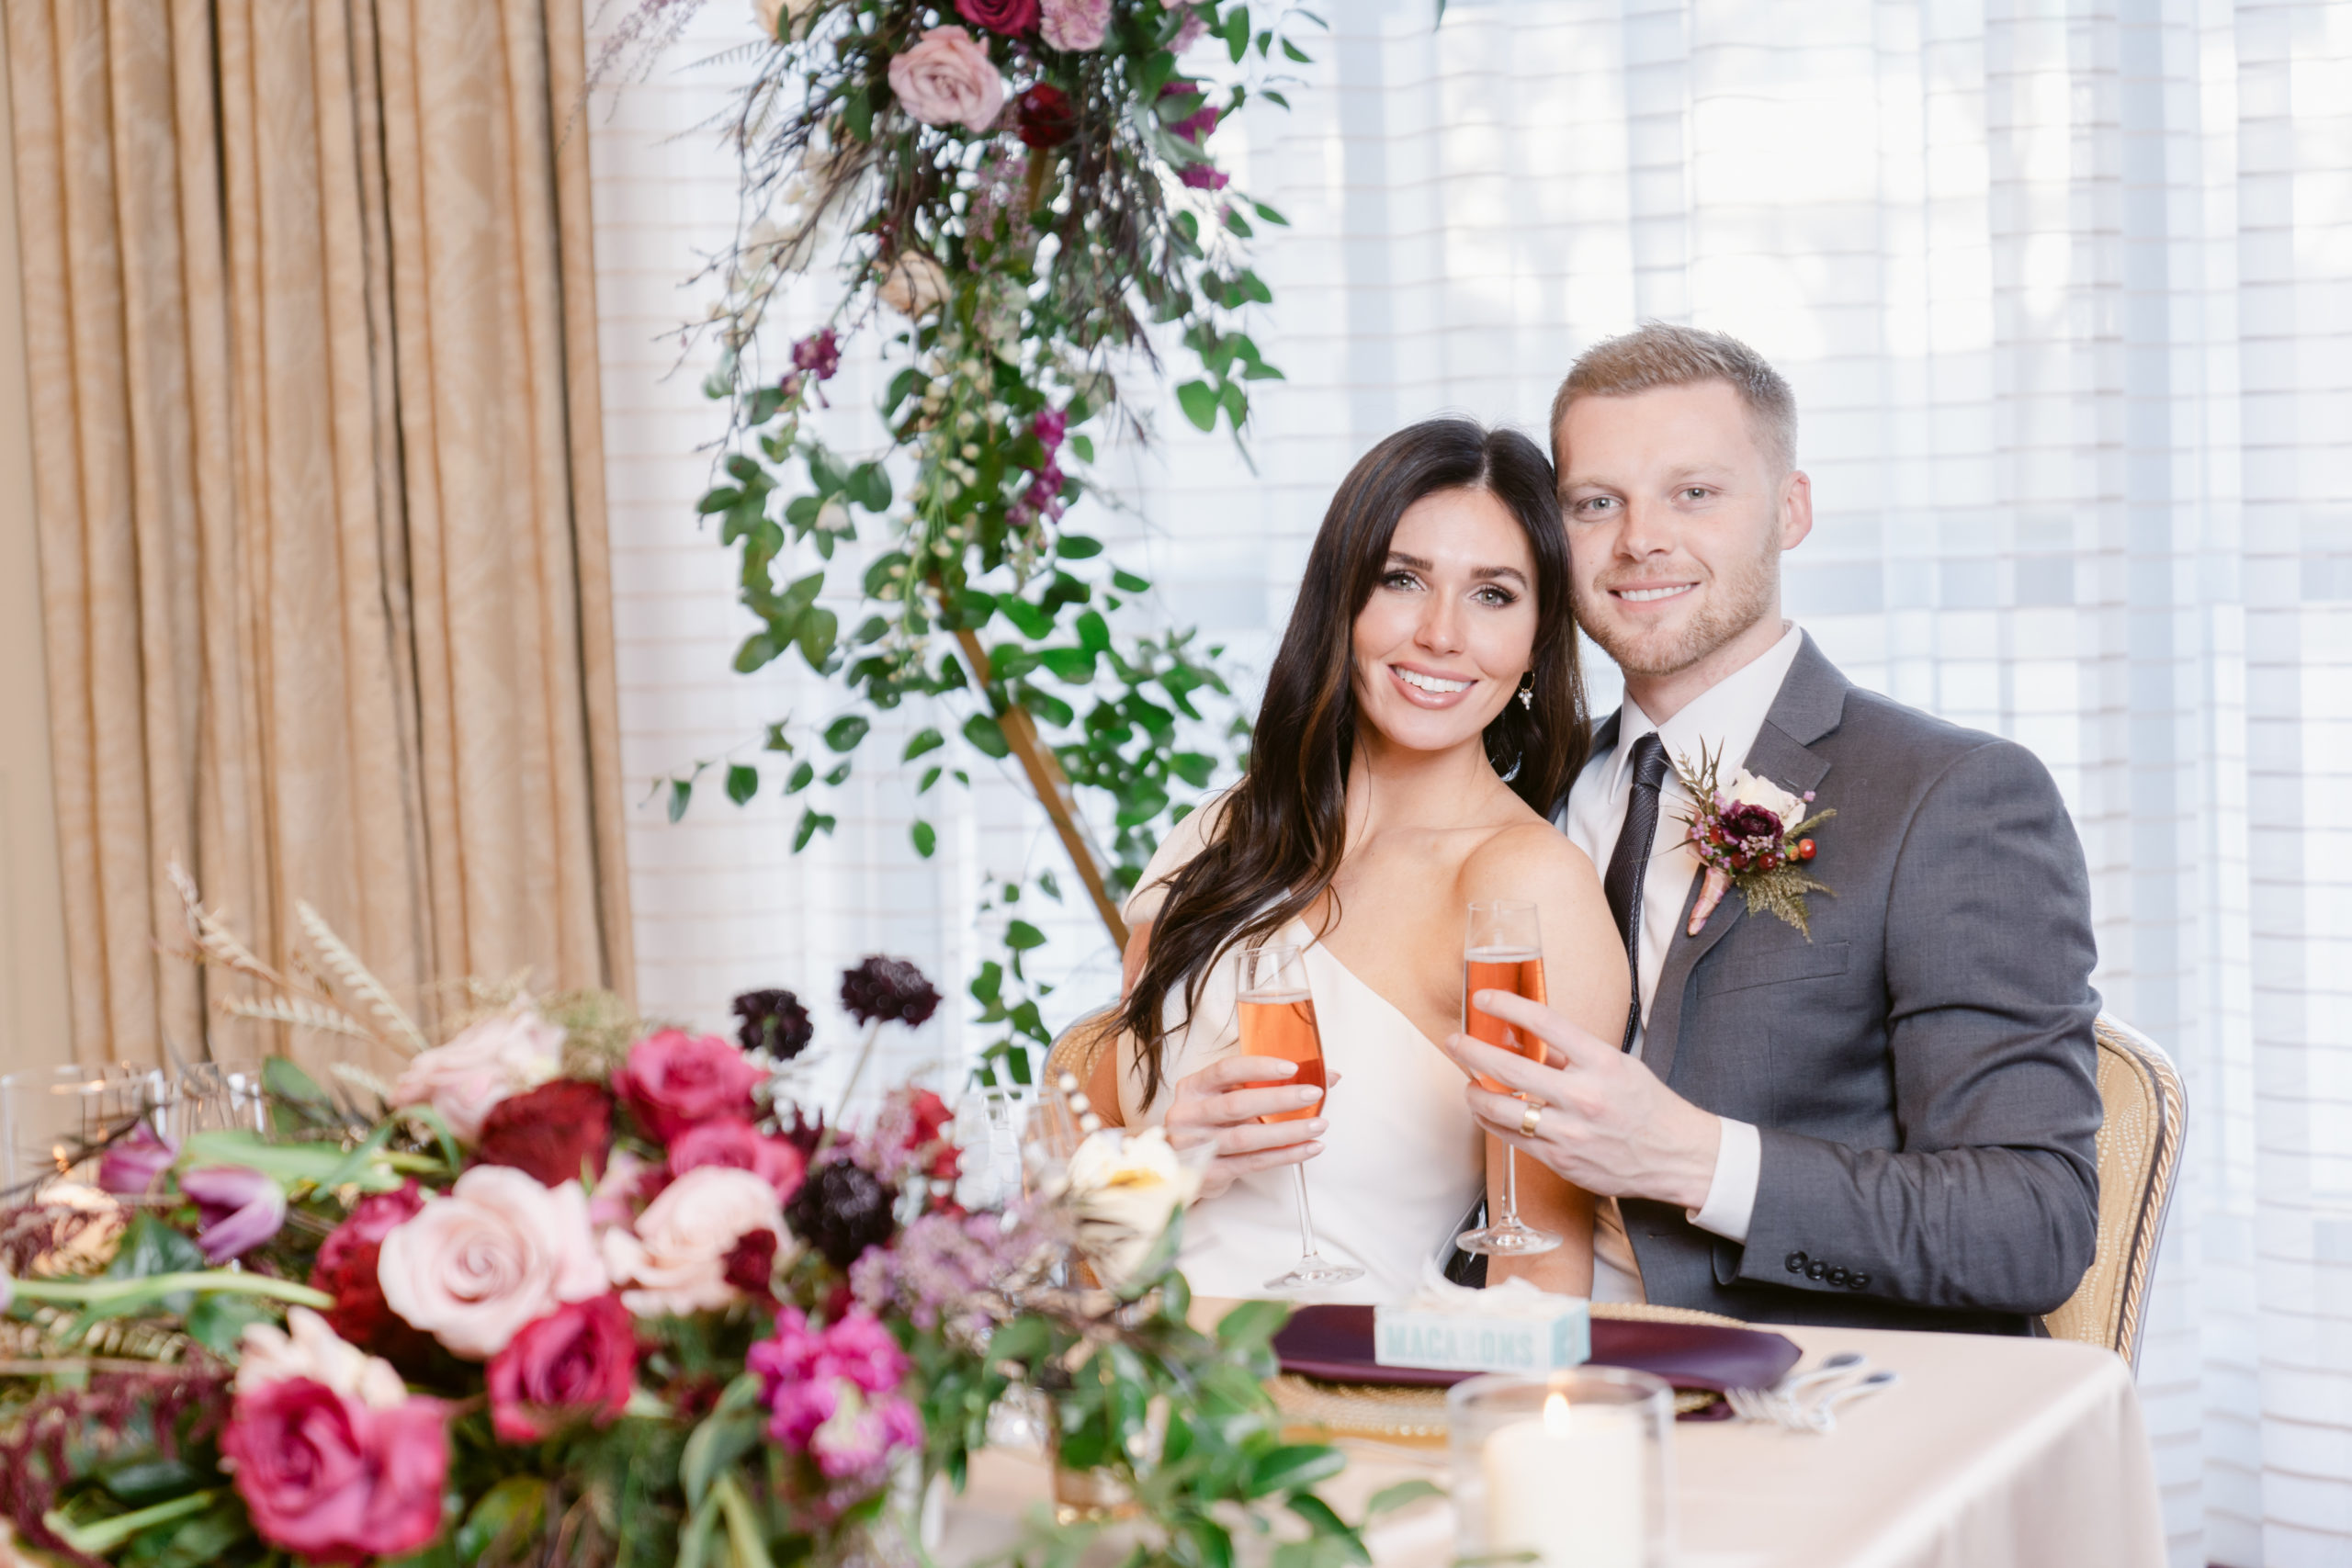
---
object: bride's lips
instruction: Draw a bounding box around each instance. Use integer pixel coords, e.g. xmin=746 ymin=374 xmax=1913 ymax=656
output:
xmin=1386 ymin=662 xmax=1477 ymax=708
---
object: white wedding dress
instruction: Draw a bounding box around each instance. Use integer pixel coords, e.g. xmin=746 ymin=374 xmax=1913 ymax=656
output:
xmin=1115 ymin=805 xmax=1484 ymax=1304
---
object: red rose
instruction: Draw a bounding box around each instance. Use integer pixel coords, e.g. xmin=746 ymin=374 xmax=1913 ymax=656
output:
xmin=955 ymin=0 xmax=1038 ymax=34
xmin=312 ymin=1184 xmax=434 ymax=1364
xmin=612 ymin=1029 xmax=763 ymax=1144
xmin=723 ymin=1228 xmax=780 ymax=1299
xmin=485 ymin=1295 xmax=638 ymax=1443
xmin=1016 ymin=83 xmax=1077 ymax=147
xmin=472 ymin=1078 xmax=614 ymax=1187
xmin=668 ymin=1115 xmax=808 ymax=1199
xmin=220 ymin=1378 xmax=448 ymax=1564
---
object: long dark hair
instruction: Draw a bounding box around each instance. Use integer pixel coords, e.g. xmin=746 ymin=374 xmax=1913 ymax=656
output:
xmin=1121 ymin=417 xmax=1589 ymax=1102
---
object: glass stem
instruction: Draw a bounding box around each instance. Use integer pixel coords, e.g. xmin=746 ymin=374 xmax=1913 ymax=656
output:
xmin=1503 ymin=1144 xmax=1521 ymax=1226
xmin=1291 ymin=1165 xmax=1319 ymax=1259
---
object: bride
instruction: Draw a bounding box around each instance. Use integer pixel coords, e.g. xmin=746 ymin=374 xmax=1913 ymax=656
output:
xmin=1093 ymin=417 xmax=1629 ymax=1302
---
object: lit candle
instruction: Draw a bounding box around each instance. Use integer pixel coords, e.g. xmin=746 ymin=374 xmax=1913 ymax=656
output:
xmin=1482 ymin=1393 xmax=1647 ymax=1568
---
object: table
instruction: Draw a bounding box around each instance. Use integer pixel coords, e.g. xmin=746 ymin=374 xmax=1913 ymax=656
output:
xmin=937 ymin=1320 xmax=2167 ymax=1568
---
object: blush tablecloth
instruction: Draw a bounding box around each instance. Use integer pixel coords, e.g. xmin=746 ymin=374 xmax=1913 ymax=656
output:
xmin=938 ymin=1319 xmax=2166 ymax=1568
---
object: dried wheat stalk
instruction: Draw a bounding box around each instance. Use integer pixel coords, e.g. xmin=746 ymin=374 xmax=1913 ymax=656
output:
xmin=297 ymin=900 xmax=428 ymax=1055
xmin=220 ymin=997 xmax=378 ymax=1044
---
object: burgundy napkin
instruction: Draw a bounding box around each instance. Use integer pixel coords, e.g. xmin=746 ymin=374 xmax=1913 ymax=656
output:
xmin=1272 ymin=1304 xmax=1800 ymax=1411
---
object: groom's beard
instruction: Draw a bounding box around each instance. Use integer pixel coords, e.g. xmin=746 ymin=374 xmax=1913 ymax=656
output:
xmin=1573 ymin=536 xmax=1781 ymax=682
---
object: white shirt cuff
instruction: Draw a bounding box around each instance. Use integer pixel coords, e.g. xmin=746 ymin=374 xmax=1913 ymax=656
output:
xmin=1686 ymin=1117 xmax=1761 ymax=1243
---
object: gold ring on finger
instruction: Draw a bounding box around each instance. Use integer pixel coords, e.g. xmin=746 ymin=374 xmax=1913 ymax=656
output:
xmin=1518 ymin=1101 xmax=1544 ymax=1138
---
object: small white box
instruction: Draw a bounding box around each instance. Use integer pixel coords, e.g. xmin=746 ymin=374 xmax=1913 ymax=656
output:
xmin=1374 ymin=1295 xmax=1591 ymax=1375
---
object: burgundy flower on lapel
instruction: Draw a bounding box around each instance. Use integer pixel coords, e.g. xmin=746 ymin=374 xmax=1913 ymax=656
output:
xmin=1672 ymin=744 xmax=1837 ymax=938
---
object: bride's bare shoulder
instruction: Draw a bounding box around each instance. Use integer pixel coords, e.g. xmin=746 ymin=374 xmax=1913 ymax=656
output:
xmin=1461 ymin=816 xmax=1599 ymax=895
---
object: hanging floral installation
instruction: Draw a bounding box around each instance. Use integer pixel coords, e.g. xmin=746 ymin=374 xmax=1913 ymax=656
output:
xmin=635 ymin=0 xmax=1320 ymax=1072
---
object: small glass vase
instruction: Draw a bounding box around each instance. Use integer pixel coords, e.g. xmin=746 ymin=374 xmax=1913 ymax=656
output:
xmin=1446 ymin=1367 xmax=1675 ymax=1568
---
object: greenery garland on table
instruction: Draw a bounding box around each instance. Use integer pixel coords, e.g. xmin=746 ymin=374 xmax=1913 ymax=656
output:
xmin=629 ymin=0 xmax=1322 ymax=1076
xmin=0 ymin=876 xmax=1420 ymax=1566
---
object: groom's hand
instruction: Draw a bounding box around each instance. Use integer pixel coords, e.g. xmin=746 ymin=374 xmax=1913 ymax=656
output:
xmin=1442 ymin=991 xmax=1722 ymax=1212
xmin=1163 ymin=1056 xmax=1327 ymax=1201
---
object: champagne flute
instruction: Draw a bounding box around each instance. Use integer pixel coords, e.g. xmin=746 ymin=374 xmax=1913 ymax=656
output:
xmin=1239 ymin=943 xmax=1363 ymax=1292
xmin=1456 ymin=900 xmax=1562 ymax=1257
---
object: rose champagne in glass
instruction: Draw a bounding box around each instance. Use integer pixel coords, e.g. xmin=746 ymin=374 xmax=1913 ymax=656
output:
xmin=1238 ymin=943 xmax=1362 ymax=1292
xmin=1455 ymin=900 xmax=1562 ymax=1257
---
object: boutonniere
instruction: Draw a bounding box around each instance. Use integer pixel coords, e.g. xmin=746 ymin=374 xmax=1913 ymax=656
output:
xmin=1673 ymin=744 xmax=1838 ymax=938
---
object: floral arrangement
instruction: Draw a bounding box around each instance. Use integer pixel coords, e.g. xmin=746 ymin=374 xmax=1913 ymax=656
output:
xmin=1672 ymin=745 xmax=1837 ymax=937
xmin=0 ymin=883 xmax=1413 ymax=1566
xmin=616 ymin=0 xmax=1327 ymax=1076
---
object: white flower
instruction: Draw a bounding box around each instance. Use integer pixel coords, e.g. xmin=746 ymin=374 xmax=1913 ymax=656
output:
xmin=1066 ymin=1128 xmax=1202 ymax=1291
xmin=877 ymin=251 xmax=952 ymax=318
xmin=389 ymin=1009 xmax=565 ymax=1142
xmin=236 ymin=1307 xmax=410 ymax=1410
xmin=601 ymin=1166 xmax=785 ymax=1318
xmin=1723 ymin=768 xmax=1806 ymax=829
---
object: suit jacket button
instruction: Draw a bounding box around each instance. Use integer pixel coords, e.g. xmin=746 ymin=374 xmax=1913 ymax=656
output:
xmin=1849 ymin=1272 xmax=1871 ymax=1290
xmin=1784 ymin=1251 xmax=1807 ymax=1273
xmin=1805 ymin=1260 xmax=1827 ymax=1280
xmin=1828 ymin=1267 xmax=1849 ymax=1285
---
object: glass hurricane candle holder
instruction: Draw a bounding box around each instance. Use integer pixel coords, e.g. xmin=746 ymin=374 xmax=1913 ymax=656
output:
xmin=1446 ymin=1366 xmax=1675 ymax=1568
xmin=0 ymin=1064 xmax=161 ymax=1193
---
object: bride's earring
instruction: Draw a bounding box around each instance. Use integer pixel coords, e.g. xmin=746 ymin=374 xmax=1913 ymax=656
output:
xmin=1517 ymin=672 xmax=1534 ymax=710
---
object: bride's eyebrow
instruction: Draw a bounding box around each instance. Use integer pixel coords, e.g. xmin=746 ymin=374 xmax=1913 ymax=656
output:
xmin=1384 ymin=550 xmax=1528 ymax=589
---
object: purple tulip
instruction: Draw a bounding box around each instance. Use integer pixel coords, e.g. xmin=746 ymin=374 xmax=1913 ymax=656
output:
xmin=180 ymin=1164 xmax=287 ymax=1263
xmin=98 ymin=1122 xmax=179 ymax=1195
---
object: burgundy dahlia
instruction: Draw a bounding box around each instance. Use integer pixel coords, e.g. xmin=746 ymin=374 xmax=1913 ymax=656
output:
xmin=840 ymin=956 xmax=942 ymax=1029
xmin=1016 ymin=83 xmax=1078 ymax=148
xmin=472 ymin=1078 xmax=613 ymax=1188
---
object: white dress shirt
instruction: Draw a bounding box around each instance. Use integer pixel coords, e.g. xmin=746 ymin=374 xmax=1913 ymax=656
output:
xmin=1559 ymin=624 xmax=1805 ymax=1303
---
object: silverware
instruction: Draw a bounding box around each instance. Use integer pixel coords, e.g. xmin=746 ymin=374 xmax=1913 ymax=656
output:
xmin=1805 ymin=1369 xmax=1898 ymax=1432
xmin=1725 ymin=1351 xmax=1866 ymax=1428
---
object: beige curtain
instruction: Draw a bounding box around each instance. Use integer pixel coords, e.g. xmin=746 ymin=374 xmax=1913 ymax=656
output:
xmin=3 ymin=0 xmax=631 ymax=1071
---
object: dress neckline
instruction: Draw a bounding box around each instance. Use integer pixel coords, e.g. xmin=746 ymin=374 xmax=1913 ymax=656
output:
xmin=1282 ymin=918 xmax=1447 ymax=1052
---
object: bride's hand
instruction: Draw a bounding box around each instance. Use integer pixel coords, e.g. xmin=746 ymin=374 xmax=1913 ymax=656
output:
xmin=1162 ymin=1056 xmax=1328 ymax=1201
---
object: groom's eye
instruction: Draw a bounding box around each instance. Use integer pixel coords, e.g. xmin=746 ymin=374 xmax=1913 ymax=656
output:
xmin=1574 ymin=496 xmax=1616 ymax=515
xmin=1681 ymin=487 xmax=1711 ymax=502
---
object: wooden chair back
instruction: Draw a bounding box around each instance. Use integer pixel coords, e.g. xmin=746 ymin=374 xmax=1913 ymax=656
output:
xmin=2041 ymin=1014 xmax=2186 ymax=1369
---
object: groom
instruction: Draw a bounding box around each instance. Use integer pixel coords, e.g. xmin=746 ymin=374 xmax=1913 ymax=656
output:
xmin=1448 ymin=323 xmax=2102 ymax=1333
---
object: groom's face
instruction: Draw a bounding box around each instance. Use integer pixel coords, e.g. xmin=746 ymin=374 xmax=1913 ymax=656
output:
xmin=1555 ymin=380 xmax=1810 ymax=682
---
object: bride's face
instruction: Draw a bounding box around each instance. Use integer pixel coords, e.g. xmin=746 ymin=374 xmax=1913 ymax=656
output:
xmin=1350 ymin=486 xmax=1540 ymax=757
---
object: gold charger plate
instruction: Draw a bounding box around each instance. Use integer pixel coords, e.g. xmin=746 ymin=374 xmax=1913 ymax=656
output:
xmin=1271 ymin=1302 xmax=1744 ymax=1441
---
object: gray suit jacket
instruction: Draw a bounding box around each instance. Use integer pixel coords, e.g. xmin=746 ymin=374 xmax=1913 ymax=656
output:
xmin=1589 ymin=636 xmax=2102 ymax=1336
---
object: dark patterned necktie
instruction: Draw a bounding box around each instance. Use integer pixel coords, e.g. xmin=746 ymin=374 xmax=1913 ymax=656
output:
xmin=1600 ymin=733 xmax=1671 ymax=1052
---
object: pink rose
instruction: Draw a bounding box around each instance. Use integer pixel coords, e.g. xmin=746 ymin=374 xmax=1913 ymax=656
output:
xmin=611 ymin=1029 xmax=763 ymax=1144
xmin=377 ymin=1166 xmax=606 ymax=1359
xmin=668 ymin=1115 xmax=807 ymax=1199
xmin=886 ymin=26 xmax=1005 ymax=131
xmin=486 ymin=1294 xmax=638 ymax=1443
xmin=1040 ymin=0 xmax=1109 ymax=51
xmin=601 ymin=1166 xmax=785 ymax=1317
xmin=390 ymin=1009 xmax=564 ymax=1141
xmin=220 ymin=1377 xmax=447 ymax=1563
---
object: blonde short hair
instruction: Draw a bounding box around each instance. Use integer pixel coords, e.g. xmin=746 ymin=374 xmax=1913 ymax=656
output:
xmin=1549 ymin=322 xmax=1797 ymax=475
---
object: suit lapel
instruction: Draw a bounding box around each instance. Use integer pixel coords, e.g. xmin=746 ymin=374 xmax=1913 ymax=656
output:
xmin=1638 ymin=635 xmax=1849 ymax=1089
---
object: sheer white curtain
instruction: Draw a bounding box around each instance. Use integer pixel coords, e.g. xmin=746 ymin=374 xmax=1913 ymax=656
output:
xmin=589 ymin=2 xmax=2350 ymax=1561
